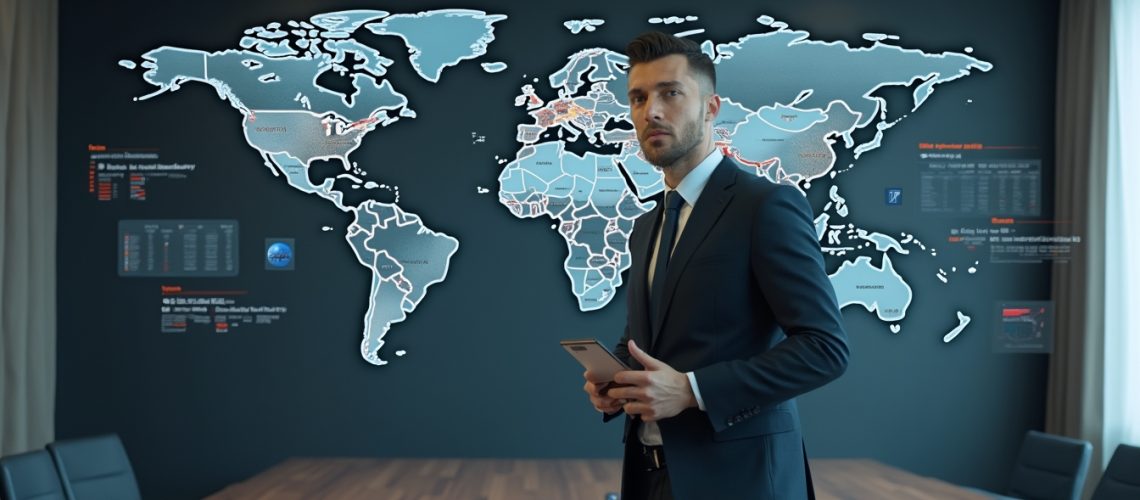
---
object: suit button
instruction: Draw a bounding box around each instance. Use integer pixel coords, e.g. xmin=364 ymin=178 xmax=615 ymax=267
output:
xmin=727 ymin=421 xmax=734 ymax=427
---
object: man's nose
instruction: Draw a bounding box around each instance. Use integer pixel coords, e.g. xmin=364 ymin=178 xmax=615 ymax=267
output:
xmin=643 ymin=97 xmax=664 ymax=123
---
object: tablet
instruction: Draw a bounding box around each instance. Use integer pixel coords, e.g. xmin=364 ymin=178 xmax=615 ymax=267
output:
xmin=560 ymin=338 xmax=630 ymax=382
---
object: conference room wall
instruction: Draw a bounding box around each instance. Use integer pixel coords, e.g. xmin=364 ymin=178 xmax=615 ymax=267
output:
xmin=55 ymin=0 xmax=1057 ymax=497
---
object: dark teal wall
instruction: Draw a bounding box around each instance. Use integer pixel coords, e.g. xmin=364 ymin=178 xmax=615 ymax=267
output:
xmin=57 ymin=0 xmax=1056 ymax=497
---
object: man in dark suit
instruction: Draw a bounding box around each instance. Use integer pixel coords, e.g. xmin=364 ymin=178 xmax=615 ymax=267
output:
xmin=583 ymin=32 xmax=850 ymax=500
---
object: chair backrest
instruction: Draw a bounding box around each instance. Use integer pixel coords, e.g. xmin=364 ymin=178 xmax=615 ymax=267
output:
xmin=46 ymin=434 xmax=140 ymax=500
xmin=1007 ymin=430 xmax=1093 ymax=500
xmin=1091 ymin=443 xmax=1140 ymax=500
xmin=0 ymin=449 xmax=67 ymax=500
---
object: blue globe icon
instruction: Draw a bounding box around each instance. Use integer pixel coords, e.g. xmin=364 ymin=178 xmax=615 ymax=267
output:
xmin=266 ymin=242 xmax=293 ymax=268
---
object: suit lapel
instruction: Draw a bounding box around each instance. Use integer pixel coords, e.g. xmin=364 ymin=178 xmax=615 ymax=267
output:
xmin=650 ymin=159 xmax=738 ymax=348
xmin=630 ymin=192 xmax=663 ymax=348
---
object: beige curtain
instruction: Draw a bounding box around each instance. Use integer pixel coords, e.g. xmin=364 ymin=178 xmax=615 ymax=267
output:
xmin=0 ymin=0 xmax=58 ymax=455
xmin=1047 ymin=0 xmax=1112 ymax=496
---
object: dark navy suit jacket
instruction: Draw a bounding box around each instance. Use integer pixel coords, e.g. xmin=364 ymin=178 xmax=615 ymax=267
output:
xmin=610 ymin=157 xmax=849 ymax=500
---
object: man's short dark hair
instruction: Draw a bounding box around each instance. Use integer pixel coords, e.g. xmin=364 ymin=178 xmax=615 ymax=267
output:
xmin=625 ymin=31 xmax=716 ymax=93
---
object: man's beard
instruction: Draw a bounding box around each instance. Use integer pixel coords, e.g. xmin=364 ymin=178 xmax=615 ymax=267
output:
xmin=640 ymin=112 xmax=704 ymax=169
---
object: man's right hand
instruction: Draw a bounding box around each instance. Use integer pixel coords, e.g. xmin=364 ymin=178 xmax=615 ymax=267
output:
xmin=583 ymin=371 xmax=624 ymax=414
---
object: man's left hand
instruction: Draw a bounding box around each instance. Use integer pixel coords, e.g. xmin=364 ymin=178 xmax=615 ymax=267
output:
xmin=608 ymin=340 xmax=697 ymax=422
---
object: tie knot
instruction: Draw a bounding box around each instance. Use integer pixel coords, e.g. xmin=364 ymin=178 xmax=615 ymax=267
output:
xmin=664 ymin=191 xmax=683 ymax=212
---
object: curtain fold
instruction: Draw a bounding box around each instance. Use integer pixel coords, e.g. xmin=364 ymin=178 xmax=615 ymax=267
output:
xmin=1045 ymin=0 xmax=1110 ymax=480
xmin=0 ymin=0 xmax=58 ymax=456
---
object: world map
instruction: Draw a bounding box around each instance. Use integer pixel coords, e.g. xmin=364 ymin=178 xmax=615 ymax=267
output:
xmin=122 ymin=9 xmax=992 ymax=365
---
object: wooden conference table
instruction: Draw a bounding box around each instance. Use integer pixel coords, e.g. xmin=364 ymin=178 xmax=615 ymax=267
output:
xmin=206 ymin=458 xmax=991 ymax=500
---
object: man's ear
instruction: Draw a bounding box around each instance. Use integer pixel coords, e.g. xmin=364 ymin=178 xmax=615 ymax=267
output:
xmin=705 ymin=93 xmax=721 ymax=122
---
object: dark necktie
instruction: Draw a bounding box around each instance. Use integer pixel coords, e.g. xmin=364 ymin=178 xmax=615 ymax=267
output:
xmin=649 ymin=191 xmax=683 ymax=334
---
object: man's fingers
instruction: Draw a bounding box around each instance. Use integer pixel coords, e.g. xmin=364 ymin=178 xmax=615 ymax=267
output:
xmin=606 ymin=386 xmax=646 ymax=402
xmin=584 ymin=379 xmax=617 ymax=396
xmin=606 ymin=386 xmax=629 ymax=400
xmin=613 ymin=370 xmax=650 ymax=386
xmin=627 ymin=340 xmax=666 ymax=370
xmin=593 ymin=395 xmax=623 ymax=413
xmin=599 ymin=400 xmax=623 ymax=411
xmin=623 ymin=401 xmax=657 ymax=421
xmin=584 ymin=370 xmax=608 ymax=383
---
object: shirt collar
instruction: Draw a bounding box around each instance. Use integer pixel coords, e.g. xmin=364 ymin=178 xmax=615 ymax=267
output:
xmin=666 ymin=148 xmax=723 ymax=208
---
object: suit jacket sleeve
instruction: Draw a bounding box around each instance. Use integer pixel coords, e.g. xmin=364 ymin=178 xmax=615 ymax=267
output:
xmin=693 ymin=184 xmax=849 ymax=434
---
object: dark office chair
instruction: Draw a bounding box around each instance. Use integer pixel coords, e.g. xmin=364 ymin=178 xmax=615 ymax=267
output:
xmin=0 ymin=449 xmax=67 ymax=500
xmin=1005 ymin=430 xmax=1093 ymax=500
xmin=1091 ymin=443 xmax=1140 ymax=500
xmin=46 ymin=434 xmax=140 ymax=500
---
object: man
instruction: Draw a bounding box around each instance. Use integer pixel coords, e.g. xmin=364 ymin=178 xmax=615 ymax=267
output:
xmin=583 ymin=32 xmax=849 ymax=500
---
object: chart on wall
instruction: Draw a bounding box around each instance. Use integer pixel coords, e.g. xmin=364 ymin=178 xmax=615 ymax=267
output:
xmin=67 ymin=2 xmax=1069 ymax=367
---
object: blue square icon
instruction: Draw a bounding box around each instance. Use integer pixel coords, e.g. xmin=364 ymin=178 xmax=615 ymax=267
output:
xmin=885 ymin=188 xmax=902 ymax=206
